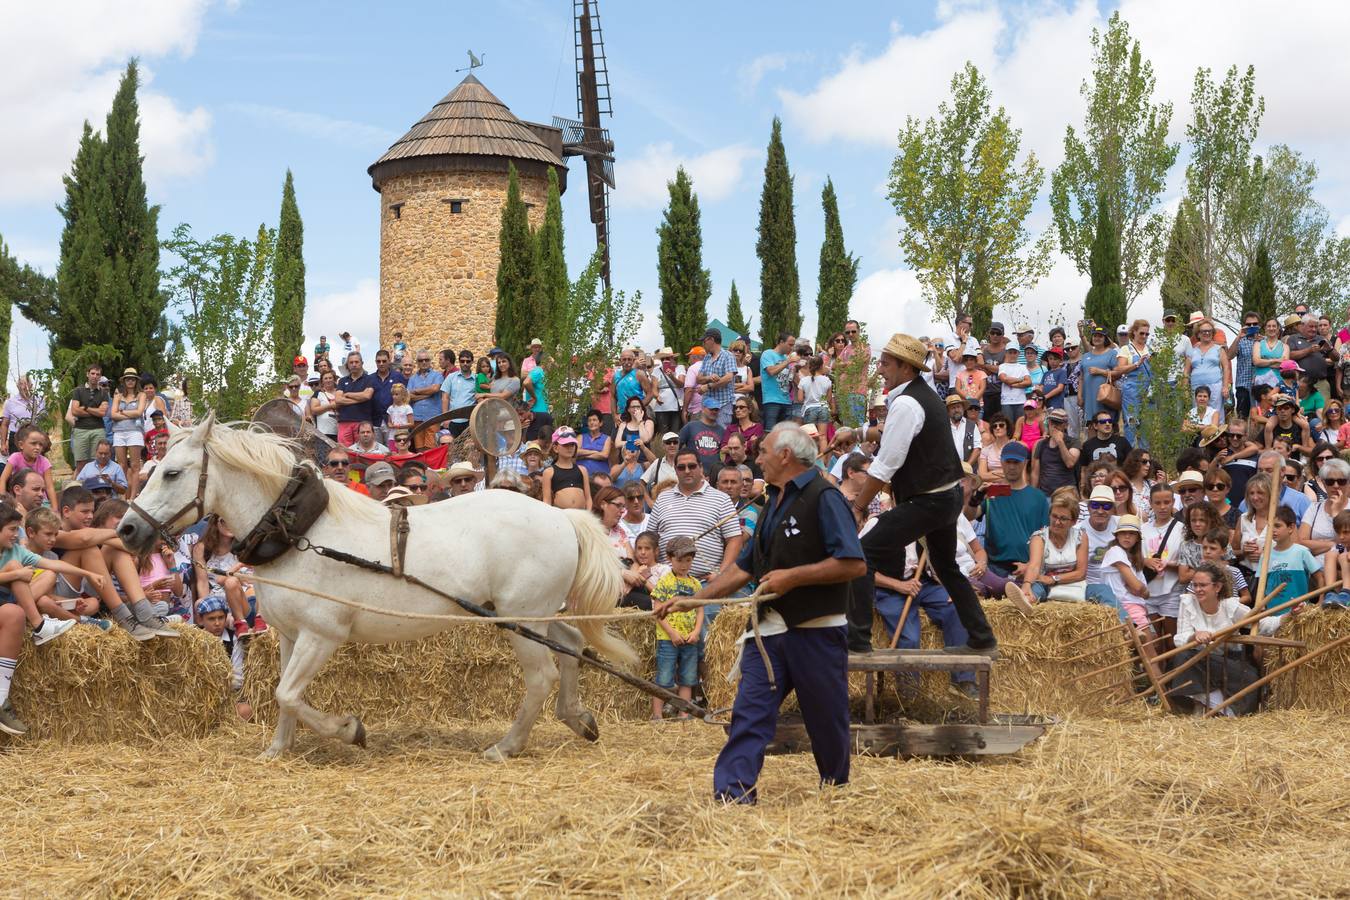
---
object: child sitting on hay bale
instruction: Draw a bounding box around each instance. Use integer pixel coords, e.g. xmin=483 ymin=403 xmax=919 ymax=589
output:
xmin=0 ymin=503 xmax=108 ymax=647
xmin=192 ymin=516 xmax=267 ymax=637
xmin=650 ymin=535 xmax=703 ymax=720
xmin=195 ymin=595 xmax=252 ymax=721
xmin=1319 ymin=511 xmax=1350 ymax=609
xmin=23 ymin=507 xmax=106 ymax=630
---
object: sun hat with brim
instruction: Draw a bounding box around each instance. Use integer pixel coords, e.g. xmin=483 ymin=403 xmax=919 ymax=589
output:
xmin=1000 ymin=442 xmax=1030 ymax=462
xmin=945 ymin=394 xmax=966 ymax=406
xmin=529 ymin=338 xmax=542 ymax=346
xmin=801 ymin=423 xmax=820 ymax=437
xmin=1188 ymin=311 xmax=1207 ymax=325
xmin=381 ymin=486 xmax=415 ymax=506
xmin=1089 ymin=485 xmax=1116 ymax=504
xmin=551 ymin=427 xmax=579 ymax=446
xmin=1274 ymin=393 xmax=1298 ymax=407
xmin=1047 ymin=409 xmax=1067 ymax=422
xmin=121 ymin=367 xmax=139 ymax=379
xmin=1014 ymin=323 xmax=1033 ymax=334
xmin=1198 ymin=424 xmax=1224 ymax=448
xmin=1283 ymin=314 xmax=1302 ymax=328
xmin=447 ymin=461 xmax=482 ymax=479
xmin=1115 ymin=514 xmax=1142 ymax=534
xmin=521 ymin=441 xmax=544 ymax=457
xmin=881 ymin=333 xmax=931 ymax=371
xmin=1171 ymin=470 xmax=1205 ymax=488
xmin=654 ymin=347 xmax=674 ymax=358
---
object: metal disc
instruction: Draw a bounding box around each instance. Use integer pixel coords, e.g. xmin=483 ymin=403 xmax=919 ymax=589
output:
xmin=469 ymin=398 xmax=522 ymax=458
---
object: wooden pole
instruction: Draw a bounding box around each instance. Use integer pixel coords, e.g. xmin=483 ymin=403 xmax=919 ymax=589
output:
xmin=1063 ymin=629 xmax=1170 ymax=665
xmin=1203 ymin=633 xmax=1350 ymax=718
xmin=1126 ymin=620 xmax=1174 ymax=712
xmin=887 ymin=547 xmax=928 ymax=650
xmin=1251 ymin=467 xmax=1283 ymax=608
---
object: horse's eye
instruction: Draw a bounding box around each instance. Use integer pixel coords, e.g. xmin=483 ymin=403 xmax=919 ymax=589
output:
xmin=164 ymin=469 xmax=181 ymax=479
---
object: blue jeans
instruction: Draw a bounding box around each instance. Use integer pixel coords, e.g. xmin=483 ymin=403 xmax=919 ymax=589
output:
xmin=655 ymin=639 xmax=700 ymax=687
xmin=1029 ymin=581 xmax=1128 ymax=623
xmin=845 ymin=394 xmax=866 ymax=427
xmin=875 ymin=585 xmax=973 ymax=685
xmin=761 ymin=402 xmax=789 ymax=431
xmin=1121 ymin=377 xmax=1145 ymax=447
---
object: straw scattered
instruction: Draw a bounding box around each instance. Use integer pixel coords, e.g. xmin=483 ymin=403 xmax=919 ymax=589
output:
xmin=1268 ymin=608 xmax=1350 ymax=713
xmin=5 ymin=713 xmax=1350 ymax=897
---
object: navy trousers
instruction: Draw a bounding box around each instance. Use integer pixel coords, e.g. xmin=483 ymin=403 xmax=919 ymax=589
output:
xmin=712 ymin=626 xmax=851 ymax=804
xmin=875 ymin=585 xmax=973 ymax=685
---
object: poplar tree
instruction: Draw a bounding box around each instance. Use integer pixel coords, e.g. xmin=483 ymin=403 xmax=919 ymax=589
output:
xmin=1084 ymin=195 xmax=1125 ymax=329
xmin=494 ymin=164 xmax=534 ymax=361
xmin=271 ymin=169 xmax=306 ymax=378
xmin=1241 ymin=243 xmax=1277 ymax=323
xmin=656 ymin=166 xmax=711 ymax=354
xmin=756 ymin=117 xmax=801 ymax=345
xmin=532 ymin=167 xmax=568 ymax=355
xmin=725 ymin=280 xmax=748 ymax=336
xmin=816 ymin=177 xmax=858 ymax=345
xmin=1160 ymin=201 xmax=1204 ymax=320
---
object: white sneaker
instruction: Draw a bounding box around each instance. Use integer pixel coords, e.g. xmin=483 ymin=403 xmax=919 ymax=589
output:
xmin=126 ymin=622 xmax=160 ymax=642
xmin=1005 ymin=582 xmax=1034 ymax=616
xmin=163 ymin=614 xmax=184 ymax=625
xmin=143 ymin=618 xmax=181 ymax=637
xmin=32 ymin=616 xmax=75 ymax=646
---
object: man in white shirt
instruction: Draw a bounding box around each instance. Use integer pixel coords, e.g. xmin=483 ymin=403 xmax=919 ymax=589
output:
xmin=997 ymin=345 xmax=1032 ymax=423
xmin=1083 ymin=485 xmax=1128 ymax=620
xmin=947 ymin=394 xmax=982 ymax=467
xmin=945 ymin=314 xmax=982 ymax=391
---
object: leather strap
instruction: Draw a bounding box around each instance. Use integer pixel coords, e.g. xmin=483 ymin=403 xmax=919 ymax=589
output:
xmin=388 ymin=505 xmax=410 ymax=577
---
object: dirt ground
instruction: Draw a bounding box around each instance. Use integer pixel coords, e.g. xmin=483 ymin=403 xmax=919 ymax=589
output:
xmin=5 ymin=711 xmax=1349 ymax=898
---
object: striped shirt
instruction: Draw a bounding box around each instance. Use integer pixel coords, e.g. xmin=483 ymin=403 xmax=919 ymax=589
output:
xmin=700 ymin=349 xmax=736 ymax=410
xmin=648 ymin=482 xmax=740 ymax=577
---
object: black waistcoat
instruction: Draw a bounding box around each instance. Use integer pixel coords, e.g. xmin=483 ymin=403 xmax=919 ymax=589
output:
xmin=751 ymin=471 xmax=850 ymax=627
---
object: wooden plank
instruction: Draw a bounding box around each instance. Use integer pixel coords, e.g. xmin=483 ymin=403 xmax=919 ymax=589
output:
xmin=1127 ymin=621 xmax=1174 ymax=713
xmin=847 ymin=650 xmax=993 ymax=672
xmin=1225 ymin=635 xmax=1306 ymax=649
xmin=767 ymin=719 xmax=1048 ymax=758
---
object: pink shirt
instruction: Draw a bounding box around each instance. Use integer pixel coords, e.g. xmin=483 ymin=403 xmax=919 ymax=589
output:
xmin=6 ymin=452 xmax=50 ymax=477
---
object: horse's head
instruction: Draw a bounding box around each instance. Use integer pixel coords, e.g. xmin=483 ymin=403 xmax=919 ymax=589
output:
xmin=117 ymin=412 xmax=216 ymax=553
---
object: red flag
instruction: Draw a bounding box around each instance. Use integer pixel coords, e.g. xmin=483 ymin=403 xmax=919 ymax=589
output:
xmin=349 ymin=444 xmax=449 ymax=479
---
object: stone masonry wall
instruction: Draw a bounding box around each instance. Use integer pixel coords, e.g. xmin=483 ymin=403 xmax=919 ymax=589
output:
xmin=377 ymin=169 xmax=547 ymax=357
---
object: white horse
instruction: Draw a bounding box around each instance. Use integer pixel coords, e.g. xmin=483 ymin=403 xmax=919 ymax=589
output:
xmin=117 ymin=415 xmax=636 ymax=760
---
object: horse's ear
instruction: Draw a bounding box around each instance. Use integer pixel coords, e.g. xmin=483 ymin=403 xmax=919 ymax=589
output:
xmin=191 ymin=411 xmax=216 ymax=444
xmin=165 ymin=419 xmax=182 ymax=437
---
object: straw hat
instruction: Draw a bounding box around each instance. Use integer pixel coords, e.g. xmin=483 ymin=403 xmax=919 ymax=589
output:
xmin=1171 ymin=470 xmax=1204 ymax=488
xmin=446 ymin=461 xmax=482 ymax=479
xmin=1198 ymin=424 xmax=1224 ymax=447
xmin=1089 ymin=485 xmax=1115 ymax=504
xmin=880 ymin=333 xmax=931 ymax=372
xmin=1115 ymin=514 xmax=1142 ymax=534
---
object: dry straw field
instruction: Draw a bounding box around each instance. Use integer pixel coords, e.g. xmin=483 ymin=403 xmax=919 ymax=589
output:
xmin=4 ymin=602 xmax=1350 ymax=897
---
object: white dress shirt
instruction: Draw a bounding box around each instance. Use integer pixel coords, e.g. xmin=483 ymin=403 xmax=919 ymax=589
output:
xmin=866 ymin=381 xmax=962 ymax=496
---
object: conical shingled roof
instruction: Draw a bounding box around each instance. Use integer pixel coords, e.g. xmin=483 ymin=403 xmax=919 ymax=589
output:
xmin=368 ymin=74 xmax=563 ymax=187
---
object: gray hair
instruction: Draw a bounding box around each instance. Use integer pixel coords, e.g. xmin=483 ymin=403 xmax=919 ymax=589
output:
xmin=1304 ymin=314 xmax=1320 ymax=327
xmin=1258 ymin=450 xmax=1286 ymax=470
xmin=736 ymin=464 xmax=754 ymax=478
xmin=490 ymin=469 xmax=528 ymax=492
xmin=769 ymin=422 xmax=818 ymax=466
xmin=1320 ymin=458 xmax=1350 ymax=481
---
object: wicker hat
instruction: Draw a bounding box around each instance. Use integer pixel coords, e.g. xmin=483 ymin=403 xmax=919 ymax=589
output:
xmin=945 ymin=393 xmax=966 ymax=407
xmin=1115 ymin=514 xmax=1142 ymax=534
xmin=1171 ymin=469 xmax=1204 ymax=488
xmin=1089 ymin=485 xmax=1116 ymax=504
xmin=1198 ymin=424 xmax=1224 ymax=447
xmin=880 ymin=333 xmax=931 ymax=372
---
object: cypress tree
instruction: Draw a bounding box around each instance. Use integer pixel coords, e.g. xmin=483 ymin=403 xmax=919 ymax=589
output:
xmin=1241 ymin=243 xmax=1277 ymax=323
xmin=656 ymin=166 xmax=711 ymax=355
xmin=0 ymin=234 xmax=32 ymax=391
xmin=55 ymin=61 xmax=165 ymax=373
xmin=272 ymin=169 xmax=306 ymax=379
xmin=532 ymin=167 xmax=568 ymax=356
xmin=756 ymin=117 xmax=801 ymax=345
xmin=1083 ymin=193 xmax=1126 ymax=330
xmin=725 ymin=280 xmax=748 ymax=336
xmin=494 ymin=164 xmax=535 ymax=361
xmin=816 ymin=177 xmax=858 ymax=345
xmin=1160 ymin=200 xmax=1204 ymax=320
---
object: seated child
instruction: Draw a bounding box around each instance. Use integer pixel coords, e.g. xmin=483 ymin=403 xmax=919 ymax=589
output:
xmin=192 ymin=515 xmax=266 ymax=636
xmin=1320 ymin=510 xmax=1350 ymax=609
xmin=137 ymin=540 xmax=186 ymax=621
xmin=1260 ymin=506 xmax=1321 ymax=635
xmin=0 ymin=503 xmax=105 ymax=646
xmin=1201 ymin=526 xmax=1252 ymax=605
xmin=648 ymin=535 xmax=703 ymax=720
xmin=23 ymin=507 xmax=107 ymax=630
xmin=195 ymin=596 xmax=252 ymax=721
xmin=90 ymin=497 xmax=181 ymax=638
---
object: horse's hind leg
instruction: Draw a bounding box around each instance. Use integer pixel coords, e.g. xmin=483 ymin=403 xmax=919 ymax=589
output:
xmin=260 ymin=630 xmax=300 ymax=760
xmin=487 ymin=631 xmax=558 ymax=761
xmin=269 ymin=630 xmax=366 ymax=752
xmin=548 ymin=621 xmax=599 ymax=742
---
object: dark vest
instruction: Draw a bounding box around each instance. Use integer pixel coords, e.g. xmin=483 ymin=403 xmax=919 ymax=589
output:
xmin=750 ymin=471 xmax=850 ymax=627
xmin=889 ymin=378 xmax=965 ymax=502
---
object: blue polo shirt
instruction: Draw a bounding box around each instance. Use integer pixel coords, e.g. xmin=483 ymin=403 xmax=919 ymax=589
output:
xmin=370 ymin=369 xmax=406 ymax=426
xmin=441 ymin=371 xmax=478 ymax=421
xmin=336 ymin=373 xmax=378 ymax=423
xmin=737 ymin=469 xmax=864 ymax=574
xmin=983 ymin=484 xmax=1050 ymax=566
xmin=408 ymin=370 xmax=444 ymax=422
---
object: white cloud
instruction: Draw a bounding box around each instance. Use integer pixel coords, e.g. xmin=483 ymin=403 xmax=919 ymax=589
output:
xmin=303 ymin=278 xmax=380 ymax=359
xmin=738 ymin=52 xmax=811 ymax=96
xmin=228 ymin=103 xmax=399 ymax=149
xmin=614 ymin=142 xmax=759 ymax=211
xmin=0 ymin=0 xmax=220 ymax=205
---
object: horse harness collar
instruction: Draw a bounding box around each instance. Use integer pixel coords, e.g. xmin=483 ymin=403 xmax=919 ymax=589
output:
xmin=232 ymin=463 xmax=331 ymax=565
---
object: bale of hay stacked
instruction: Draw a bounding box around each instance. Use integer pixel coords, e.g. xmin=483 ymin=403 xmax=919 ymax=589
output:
xmin=1268 ymin=608 xmax=1350 ymax=712
xmin=3 ymin=623 xmax=232 ymax=743
xmin=703 ymin=600 xmax=1137 ymax=719
xmin=243 ymin=617 xmax=661 ymax=727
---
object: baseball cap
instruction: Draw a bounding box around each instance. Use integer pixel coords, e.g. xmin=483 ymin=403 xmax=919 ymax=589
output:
xmin=521 ymin=440 xmax=544 ymax=457
xmin=988 ymin=321 xmax=1006 ymax=335
xmin=1043 ymin=347 xmax=1064 ymax=358
xmin=150 ymin=409 xmax=165 ymax=420
xmin=661 ymin=432 xmax=680 ymax=442
xmin=688 ymin=346 xmax=706 ymax=357
xmin=1274 ymin=392 xmax=1298 ymax=408
xmin=293 ymin=355 xmax=308 ymax=367
xmin=81 ymin=477 xmax=114 ymax=493
xmin=489 ymin=347 xmax=505 ymax=356
xmin=1279 ymin=359 xmax=1299 ymax=372
xmin=364 ymin=461 xmax=396 ymax=486
xmin=1000 ymin=442 xmax=1030 ymax=462
xmin=552 ymin=427 xmax=579 ymax=446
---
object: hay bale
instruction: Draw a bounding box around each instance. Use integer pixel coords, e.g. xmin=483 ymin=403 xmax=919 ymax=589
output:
xmin=3 ymin=623 xmax=232 ymax=744
xmin=243 ymin=618 xmax=664 ymax=727
xmin=703 ymin=600 xmax=1137 ymax=719
xmin=1269 ymin=608 xmax=1350 ymax=712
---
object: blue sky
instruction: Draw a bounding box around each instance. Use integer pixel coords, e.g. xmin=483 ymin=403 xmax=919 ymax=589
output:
xmin=3 ymin=0 xmax=1349 ymax=380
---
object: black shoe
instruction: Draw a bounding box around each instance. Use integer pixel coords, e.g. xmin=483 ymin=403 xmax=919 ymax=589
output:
xmin=945 ymin=643 xmax=1000 ymax=660
xmin=847 ymin=642 xmax=874 ymax=655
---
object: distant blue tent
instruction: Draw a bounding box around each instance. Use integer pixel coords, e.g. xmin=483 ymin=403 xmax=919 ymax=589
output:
xmin=705 ymin=318 xmax=761 ymax=352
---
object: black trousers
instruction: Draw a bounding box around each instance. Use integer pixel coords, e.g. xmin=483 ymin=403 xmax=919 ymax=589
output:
xmin=850 ymin=484 xmax=996 ymax=650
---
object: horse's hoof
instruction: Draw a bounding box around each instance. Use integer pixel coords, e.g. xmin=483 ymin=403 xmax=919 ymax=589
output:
xmin=257 ymin=747 xmax=285 ymax=761
xmin=575 ymin=711 xmax=600 ymax=742
xmin=340 ymin=716 xmax=367 ymax=748
xmin=483 ymin=744 xmax=510 ymax=763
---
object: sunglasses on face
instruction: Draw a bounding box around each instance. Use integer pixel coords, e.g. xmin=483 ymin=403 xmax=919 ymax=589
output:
xmin=1112 ymin=484 xmax=1130 ymax=494
xmin=1326 ymin=477 xmax=1349 ymax=487
xmin=1317 ymin=454 xmax=1334 ymax=463
xmin=845 ymin=330 xmax=858 ymax=335
xmin=993 ymin=422 xmax=1008 ymax=430
xmin=1284 ymin=473 xmax=1299 ymax=483
xmin=1178 ymin=486 xmax=1201 ymax=495
xmin=406 ymin=483 xmax=428 ymax=492
xmin=1205 ymin=483 xmax=1226 ymax=491
xmin=1096 ymin=420 xmax=1113 ymax=427
xmin=327 ymin=460 xmax=349 ymax=468
xmin=664 ymin=439 xmax=679 ymax=445
xmin=1088 ymin=501 xmax=1115 ymax=511
xmin=675 ymin=463 xmax=701 ymax=471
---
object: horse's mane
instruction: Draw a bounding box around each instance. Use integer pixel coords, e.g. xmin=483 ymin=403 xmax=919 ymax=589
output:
xmin=173 ymin=421 xmax=386 ymax=523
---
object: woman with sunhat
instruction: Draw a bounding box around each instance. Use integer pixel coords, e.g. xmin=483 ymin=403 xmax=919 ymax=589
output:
xmin=845 ymin=332 xmax=998 ymax=658
xmin=110 ymin=367 xmax=148 ymax=500
xmin=1079 ymin=323 xmax=1118 ymax=426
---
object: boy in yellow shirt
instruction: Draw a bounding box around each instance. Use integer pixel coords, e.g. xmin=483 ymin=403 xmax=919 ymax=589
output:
xmin=650 ymin=535 xmax=703 ymax=720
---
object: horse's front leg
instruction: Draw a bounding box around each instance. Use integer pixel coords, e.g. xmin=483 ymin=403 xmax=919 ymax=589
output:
xmin=260 ymin=629 xmax=298 ymax=760
xmin=268 ymin=629 xmax=366 ymax=753
xmin=549 ymin=621 xmax=599 ymax=742
xmin=486 ymin=631 xmax=558 ymax=761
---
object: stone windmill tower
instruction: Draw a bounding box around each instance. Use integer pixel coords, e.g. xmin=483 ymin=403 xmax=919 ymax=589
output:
xmin=368 ymin=74 xmax=567 ymax=356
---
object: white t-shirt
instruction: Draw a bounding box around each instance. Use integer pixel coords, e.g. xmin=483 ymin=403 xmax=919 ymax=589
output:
xmin=651 ymin=368 xmax=682 ymax=413
xmin=999 ymin=363 xmax=1030 ymax=406
xmin=1142 ymin=517 xmax=1184 ymax=598
xmin=1300 ymin=500 xmax=1338 ymax=566
xmin=619 ymin=515 xmax=649 ymax=544
xmin=1083 ymin=517 xmax=1119 ymax=584
xmin=385 ymin=403 xmax=414 ymax=428
xmin=1101 ymin=545 xmax=1148 ymax=604
xmin=947 ymin=335 xmax=982 ymax=388
xmin=954 ymin=514 xmax=979 ymax=577
xmin=799 ymin=374 xmax=832 ymax=408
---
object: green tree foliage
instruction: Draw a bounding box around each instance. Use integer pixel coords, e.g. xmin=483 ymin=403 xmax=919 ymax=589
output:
xmin=494 ymin=164 xmax=535 ymax=361
xmin=549 ymin=250 xmax=642 ymax=427
xmin=816 ymin=177 xmax=858 ymax=346
xmin=161 ymin=223 xmax=278 ymax=422
xmin=1084 ymin=195 xmax=1126 ymax=330
xmin=656 ymin=166 xmax=711 ymax=354
xmin=54 ymin=61 xmax=166 ymax=373
xmin=271 ymin=169 xmax=306 ymax=380
xmin=533 ymin=167 xmax=569 ymax=357
xmin=0 ymin=235 xmax=55 ymax=391
xmin=756 ymin=117 xmax=801 ymax=345
xmin=1183 ymin=64 xmax=1264 ymax=316
xmin=1241 ymin=243 xmax=1277 ymax=323
xmin=725 ymin=280 xmax=749 ymax=337
xmin=1050 ymin=12 xmax=1178 ymax=308
xmin=1136 ymin=331 xmax=1192 ymax=467
xmin=889 ymin=63 xmax=1051 ymax=335
xmin=1160 ymin=201 xmax=1205 ymax=320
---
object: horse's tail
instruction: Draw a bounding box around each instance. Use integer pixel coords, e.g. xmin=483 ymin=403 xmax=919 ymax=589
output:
xmin=562 ymin=509 xmax=639 ymax=668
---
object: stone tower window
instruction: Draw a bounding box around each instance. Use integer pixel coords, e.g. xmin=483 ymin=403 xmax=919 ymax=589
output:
xmin=442 ymin=198 xmax=467 ymax=214
xmin=389 ymin=202 xmax=404 ymax=220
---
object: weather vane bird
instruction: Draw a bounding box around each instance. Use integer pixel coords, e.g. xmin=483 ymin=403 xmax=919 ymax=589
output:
xmin=456 ymin=50 xmax=485 ymax=73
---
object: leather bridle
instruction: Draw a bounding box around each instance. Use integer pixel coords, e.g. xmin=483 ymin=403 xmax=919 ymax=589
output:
xmin=127 ymin=423 xmax=211 ymax=544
